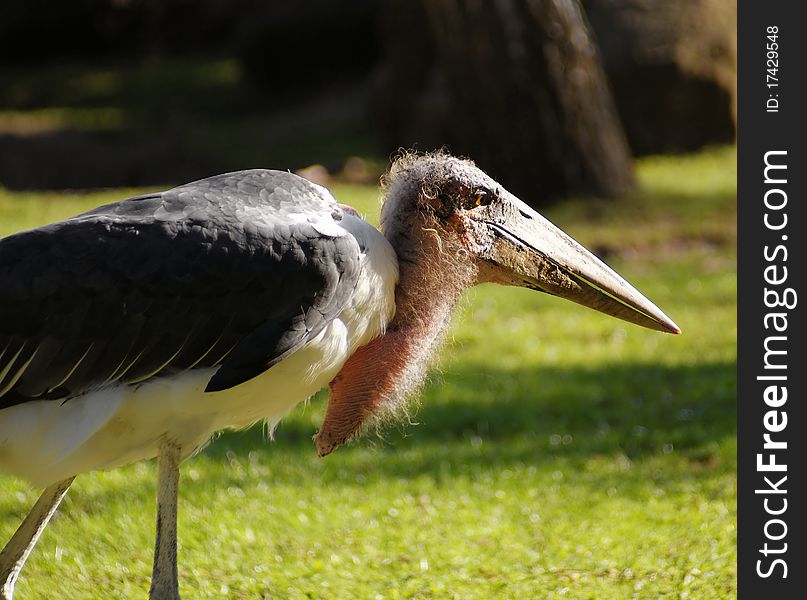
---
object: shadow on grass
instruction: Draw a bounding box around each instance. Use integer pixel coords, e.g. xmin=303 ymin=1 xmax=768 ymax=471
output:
xmin=0 ymin=58 xmax=377 ymax=191
xmin=0 ymin=359 xmax=734 ymax=521
xmin=202 ymin=359 xmax=735 ymax=470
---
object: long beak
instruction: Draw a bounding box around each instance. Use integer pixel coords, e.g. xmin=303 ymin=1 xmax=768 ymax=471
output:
xmin=478 ymin=195 xmax=681 ymax=334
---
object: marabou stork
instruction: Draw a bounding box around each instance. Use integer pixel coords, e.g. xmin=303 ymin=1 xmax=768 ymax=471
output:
xmin=0 ymin=153 xmax=679 ymax=599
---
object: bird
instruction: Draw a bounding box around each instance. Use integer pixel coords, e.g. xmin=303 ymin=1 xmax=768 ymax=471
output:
xmin=0 ymin=152 xmax=679 ymax=599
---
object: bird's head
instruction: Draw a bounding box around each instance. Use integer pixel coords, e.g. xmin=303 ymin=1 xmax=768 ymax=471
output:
xmin=315 ymin=153 xmax=678 ymax=457
xmin=380 ymin=152 xmax=680 ymax=334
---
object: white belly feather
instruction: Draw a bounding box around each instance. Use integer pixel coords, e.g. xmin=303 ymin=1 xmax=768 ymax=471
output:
xmin=0 ymin=228 xmax=398 ymax=487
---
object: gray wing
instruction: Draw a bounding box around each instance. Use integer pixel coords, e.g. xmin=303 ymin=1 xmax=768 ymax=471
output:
xmin=0 ymin=170 xmax=363 ymax=408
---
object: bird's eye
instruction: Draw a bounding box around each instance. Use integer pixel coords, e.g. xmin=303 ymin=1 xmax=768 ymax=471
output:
xmin=473 ymin=190 xmax=489 ymax=207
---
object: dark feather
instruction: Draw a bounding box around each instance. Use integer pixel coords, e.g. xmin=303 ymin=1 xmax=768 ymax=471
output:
xmin=0 ymin=170 xmax=362 ymax=409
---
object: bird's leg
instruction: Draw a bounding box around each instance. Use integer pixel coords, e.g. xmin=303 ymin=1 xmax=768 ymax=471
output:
xmin=0 ymin=477 xmax=75 ymax=600
xmin=149 ymin=438 xmax=182 ymax=600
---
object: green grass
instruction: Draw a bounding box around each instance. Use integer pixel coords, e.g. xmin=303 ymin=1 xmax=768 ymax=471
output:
xmin=0 ymin=147 xmax=736 ymax=598
xmin=0 ymin=57 xmax=377 ymax=189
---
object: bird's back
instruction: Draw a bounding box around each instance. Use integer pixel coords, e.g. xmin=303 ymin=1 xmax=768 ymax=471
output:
xmin=0 ymin=170 xmax=397 ymax=485
xmin=0 ymin=170 xmax=358 ymax=406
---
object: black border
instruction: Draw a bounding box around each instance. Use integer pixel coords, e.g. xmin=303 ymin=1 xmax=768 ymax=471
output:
xmin=738 ymin=1 xmax=807 ymax=596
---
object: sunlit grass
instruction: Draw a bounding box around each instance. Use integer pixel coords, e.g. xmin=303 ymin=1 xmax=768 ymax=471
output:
xmin=0 ymin=59 xmax=244 ymax=114
xmin=0 ymin=147 xmax=736 ymax=598
xmin=0 ymin=57 xmax=375 ymax=185
xmin=0 ymin=108 xmax=125 ymax=135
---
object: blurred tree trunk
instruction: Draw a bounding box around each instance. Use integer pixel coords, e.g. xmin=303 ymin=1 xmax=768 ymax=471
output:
xmin=583 ymin=0 xmax=736 ymax=155
xmin=374 ymin=0 xmax=633 ymax=205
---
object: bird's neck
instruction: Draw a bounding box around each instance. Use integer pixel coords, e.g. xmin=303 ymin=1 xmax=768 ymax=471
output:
xmin=316 ymin=212 xmax=474 ymax=456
